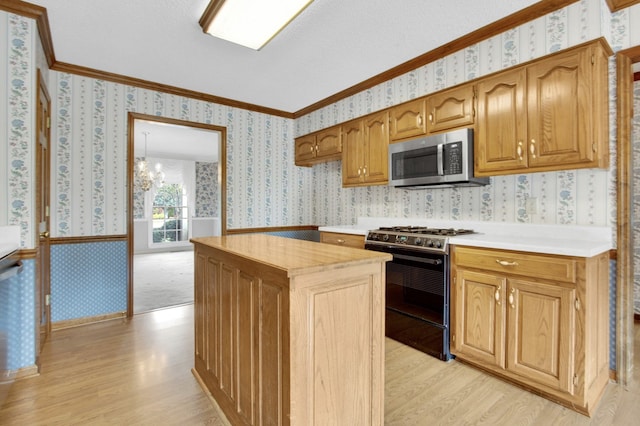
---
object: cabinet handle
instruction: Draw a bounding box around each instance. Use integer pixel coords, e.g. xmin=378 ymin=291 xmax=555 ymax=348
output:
xmin=575 ymin=298 xmax=581 ymax=311
xmin=363 ymin=166 xmax=367 ymax=176
xmin=495 ymin=286 xmax=501 ymax=305
xmin=496 ymin=259 xmax=518 ymax=267
xmin=309 ymin=146 xmax=314 ymax=153
xmin=357 ymin=167 xmax=362 ymax=176
xmin=508 ymin=288 xmax=515 ymax=308
xmin=517 ymin=141 xmax=523 ymax=161
xmin=336 ymin=239 xmax=345 ymax=244
xmin=315 ymin=145 xmax=319 ymax=152
xmin=417 ymin=115 xmax=423 ymax=126
xmin=429 ymin=110 xmax=435 ymax=124
xmin=530 ymin=139 xmax=537 ymax=159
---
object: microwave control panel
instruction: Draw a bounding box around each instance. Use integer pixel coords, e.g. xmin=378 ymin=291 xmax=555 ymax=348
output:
xmin=444 ymin=142 xmax=462 ymax=175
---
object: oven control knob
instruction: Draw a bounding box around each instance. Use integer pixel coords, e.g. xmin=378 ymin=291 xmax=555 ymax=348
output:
xmin=382 ymin=234 xmax=389 ymax=242
xmin=414 ymin=237 xmax=422 ymax=246
xmin=426 ymin=239 xmax=433 ymax=247
xmin=369 ymin=233 xmax=378 ymax=241
xmin=434 ymin=240 xmax=442 ymax=248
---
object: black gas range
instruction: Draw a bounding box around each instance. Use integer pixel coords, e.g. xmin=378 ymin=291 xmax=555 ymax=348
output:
xmin=364 ymin=225 xmax=476 ymax=361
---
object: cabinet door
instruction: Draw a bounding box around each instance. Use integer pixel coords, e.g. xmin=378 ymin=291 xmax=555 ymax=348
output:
xmin=294 ymin=134 xmax=317 ymax=165
xmin=475 ymin=67 xmax=528 ymax=175
xmin=426 ymin=83 xmax=475 ymax=134
xmin=363 ymin=110 xmax=389 ymax=184
xmin=506 ymin=279 xmax=575 ymax=394
xmin=526 ymin=46 xmax=594 ymax=168
xmin=390 ymin=98 xmax=427 ymax=141
xmin=452 ymin=269 xmax=506 ymax=369
xmin=316 ymin=127 xmax=342 ymax=157
xmin=341 ymin=119 xmax=365 ymax=186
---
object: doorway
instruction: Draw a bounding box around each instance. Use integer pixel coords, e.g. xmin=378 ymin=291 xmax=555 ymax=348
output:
xmin=616 ymin=46 xmax=640 ymax=386
xmin=127 ymin=113 xmax=227 ymax=316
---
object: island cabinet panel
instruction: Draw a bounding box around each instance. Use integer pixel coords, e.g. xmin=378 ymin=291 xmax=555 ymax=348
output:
xmin=192 ymin=234 xmax=389 ymax=426
xmin=450 ymin=246 xmax=610 ymax=416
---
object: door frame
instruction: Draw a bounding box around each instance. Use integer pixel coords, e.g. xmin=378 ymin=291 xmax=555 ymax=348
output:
xmin=35 ymin=68 xmax=51 ymax=359
xmin=615 ymin=45 xmax=639 ymax=385
xmin=126 ymin=112 xmax=227 ymax=317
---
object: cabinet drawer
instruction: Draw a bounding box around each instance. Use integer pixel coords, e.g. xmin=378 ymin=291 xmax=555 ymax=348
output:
xmin=453 ymin=246 xmax=577 ymax=283
xmin=320 ymin=232 xmax=365 ymax=249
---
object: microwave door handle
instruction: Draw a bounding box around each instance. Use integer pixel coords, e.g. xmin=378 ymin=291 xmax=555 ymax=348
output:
xmin=437 ymin=144 xmax=444 ymax=176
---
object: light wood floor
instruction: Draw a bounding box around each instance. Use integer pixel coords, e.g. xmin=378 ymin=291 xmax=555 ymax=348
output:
xmin=0 ymin=305 xmax=638 ymax=425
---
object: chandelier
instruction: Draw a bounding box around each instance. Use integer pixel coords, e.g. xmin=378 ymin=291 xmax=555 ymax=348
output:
xmin=137 ymin=131 xmax=165 ymax=192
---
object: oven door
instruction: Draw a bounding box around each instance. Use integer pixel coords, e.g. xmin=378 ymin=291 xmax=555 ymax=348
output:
xmin=366 ymin=243 xmax=452 ymax=360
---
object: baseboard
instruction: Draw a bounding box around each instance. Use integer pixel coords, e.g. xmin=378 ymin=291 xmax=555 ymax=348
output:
xmin=1 ymin=364 xmax=39 ymax=383
xmin=52 ymin=311 xmax=126 ymax=330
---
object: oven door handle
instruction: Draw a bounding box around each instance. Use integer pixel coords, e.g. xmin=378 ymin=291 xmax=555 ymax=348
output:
xmin=393 ymin=253 xmax=443 ymax=266
xmin=437 ymin=143 xmax=444 ymax=176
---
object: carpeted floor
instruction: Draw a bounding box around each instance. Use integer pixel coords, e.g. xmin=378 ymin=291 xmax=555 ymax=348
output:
xmin=133 ymin=250 xmax=194 ymax=313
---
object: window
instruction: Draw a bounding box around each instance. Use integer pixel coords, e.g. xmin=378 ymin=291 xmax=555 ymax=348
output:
xmin=152 ymin=184 xmax=189 ymax=243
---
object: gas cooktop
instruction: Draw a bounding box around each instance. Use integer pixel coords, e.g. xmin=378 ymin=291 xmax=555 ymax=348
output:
xmin=377 ymin=226 xmax=475 ymax=236
xmin=365 ymin=226 xmax=476 ymax=253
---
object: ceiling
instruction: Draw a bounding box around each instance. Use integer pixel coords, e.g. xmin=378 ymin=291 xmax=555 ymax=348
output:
xmin=28 ymin=0 xmax=541 ymax=114
xmin=134 ymin=120 xmax=219 ymax=163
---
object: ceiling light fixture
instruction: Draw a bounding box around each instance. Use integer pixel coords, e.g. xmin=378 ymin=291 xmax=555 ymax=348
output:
xmin=137 ymin=132 xmax=165 ymax=192
xmin=199 ymin=0 xmax=314 ymax=50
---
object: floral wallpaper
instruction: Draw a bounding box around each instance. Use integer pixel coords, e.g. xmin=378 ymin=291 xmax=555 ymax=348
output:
xmin=1 ymin=13 xmax=34 ymax=248
xmin=195 ymin=161 xmax=218 ymax=217
xmin=298 ymin=0 xmax=621 ymax=232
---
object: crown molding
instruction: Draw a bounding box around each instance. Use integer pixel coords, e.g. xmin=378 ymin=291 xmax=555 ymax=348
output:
xmin=606 ymin=0 xmax=640 ymax=13
xmin=5 ymin=0 xmax=619 ymax=119
xmin=50 ymin=61 xmax=295 ymax=118
xmin=293 ymin=0 xmax=581 ymax=117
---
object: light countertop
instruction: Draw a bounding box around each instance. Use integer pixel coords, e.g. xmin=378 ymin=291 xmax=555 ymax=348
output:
xmin=319 ymin=218 xmax=612 ymax=258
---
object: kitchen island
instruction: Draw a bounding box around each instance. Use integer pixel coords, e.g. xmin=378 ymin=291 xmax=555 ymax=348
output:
xmin=191 ymin=234 xmax=391 ymax=426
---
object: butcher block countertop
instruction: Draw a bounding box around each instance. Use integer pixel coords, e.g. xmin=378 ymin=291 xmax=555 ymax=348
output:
xmin=191 ymin=233 xmax=391 ymax=278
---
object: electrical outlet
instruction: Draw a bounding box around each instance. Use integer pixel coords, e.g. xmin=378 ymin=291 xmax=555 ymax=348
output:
xmin=526 ymin=197 xmax=538 ymax=215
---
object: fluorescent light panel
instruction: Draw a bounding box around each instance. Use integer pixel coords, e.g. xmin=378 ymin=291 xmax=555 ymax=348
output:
xmin=204 ymin=0 xmax=314 ymax=50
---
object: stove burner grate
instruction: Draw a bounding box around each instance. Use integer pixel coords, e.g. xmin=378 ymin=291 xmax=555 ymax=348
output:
xmin=377 ymin=226 xmax=475 ymax=236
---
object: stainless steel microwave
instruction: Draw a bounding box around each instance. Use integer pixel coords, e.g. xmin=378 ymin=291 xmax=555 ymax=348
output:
xmin=388 ymin=128 xmax=489 ymax=188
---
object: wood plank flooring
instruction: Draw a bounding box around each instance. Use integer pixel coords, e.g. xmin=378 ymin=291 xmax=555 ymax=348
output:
xmin=0 ymin=304 xmax=638 ymax=425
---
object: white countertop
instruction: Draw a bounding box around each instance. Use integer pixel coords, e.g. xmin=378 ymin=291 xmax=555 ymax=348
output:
xmin=0 ymin=226 xmax=21 ymax=258
xmin=319 ymin=218 xmax=613 ymax=257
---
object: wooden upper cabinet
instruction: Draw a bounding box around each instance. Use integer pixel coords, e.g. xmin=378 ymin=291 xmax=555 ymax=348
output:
xmin=294 ymin=134 xmax=317 ymax=165
xmin=476 ymin=67 xmax=528 ymax=174
xmin=389 ymin=98 xmax=427 ymax=142
xmin=342 ymin=111 xmax=389 ymax=187
xmin=341 ymin=119 xmax=365 ymax=186
xmin=294 ymin=126 xmax=342 ymax=166
xmin=526 ymin=45 xmax=596 ymax=169
xmin=475 ymin=38 xmax=611 ymax=176
xmin=425 ymin=83 xmax=475 ymax=134
xmin=316 ymin=127 xmax=342 ymax=158
xmin=362 ymin=110 xmax=389 ymax=185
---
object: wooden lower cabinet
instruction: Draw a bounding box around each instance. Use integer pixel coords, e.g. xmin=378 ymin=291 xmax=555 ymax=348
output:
xmin=193 ymin=237 xmax=387 ymax=425
xmin=320 ymin=231 xmax=365 ymax=249
xmin=450 ymin=246 xmax=610 ymax=416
